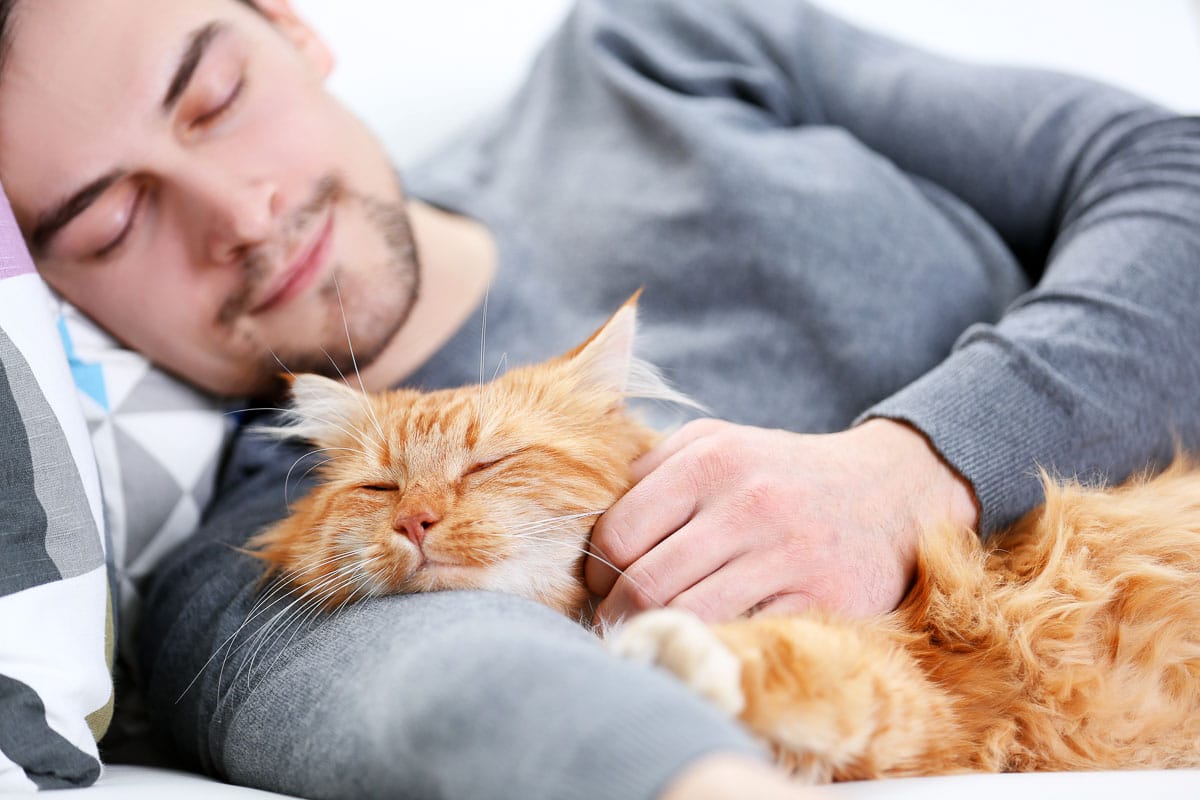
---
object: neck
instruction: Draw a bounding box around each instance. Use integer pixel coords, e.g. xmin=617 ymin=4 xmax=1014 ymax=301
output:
xmin=358 ymin=200 xmax=496 ymax=391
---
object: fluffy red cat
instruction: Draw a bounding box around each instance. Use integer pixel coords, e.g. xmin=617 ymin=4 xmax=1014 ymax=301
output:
xmin=249 ymin=296 xmax=1200 ymax=781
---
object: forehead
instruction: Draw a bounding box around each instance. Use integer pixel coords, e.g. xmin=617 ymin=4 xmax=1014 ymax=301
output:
xmin=0 ymin=0 xmax=248 ymax=224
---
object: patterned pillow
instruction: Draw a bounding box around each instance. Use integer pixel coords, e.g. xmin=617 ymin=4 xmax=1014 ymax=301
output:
xmin=0 ymin=185 xmax=113 ymax=791
xmin=53 ymin=301 xmax=231 ymax=642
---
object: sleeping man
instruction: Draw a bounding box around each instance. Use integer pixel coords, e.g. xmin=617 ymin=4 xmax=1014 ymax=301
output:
xmin=0 ymin=0 xmax=1197 ymax=797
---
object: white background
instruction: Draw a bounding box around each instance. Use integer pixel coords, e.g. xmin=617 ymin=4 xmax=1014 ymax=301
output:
xmin=291 ymin=0 xmax=1200 ymax=166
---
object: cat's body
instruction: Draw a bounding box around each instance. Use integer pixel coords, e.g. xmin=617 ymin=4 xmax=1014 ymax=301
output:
xmin=613 ymin=461 xmax=1200 ymax=780
xmin=249 ymin=297 xmax=1200 ymax=781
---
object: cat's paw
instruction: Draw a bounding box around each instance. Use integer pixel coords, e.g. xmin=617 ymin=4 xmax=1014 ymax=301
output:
xmin=607 ymin=608 xmax=745 ymax=716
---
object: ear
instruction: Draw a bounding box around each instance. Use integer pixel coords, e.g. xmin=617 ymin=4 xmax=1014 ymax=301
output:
xmin=256 ymin=373 xmax=365 ymax=445
xmin=247 ymin=0 xmax=335 ymax=78
xmin=564 ymin=291 xmax=706 ymax=411
xmin=566 ymin=291 xmax=641 ymax=395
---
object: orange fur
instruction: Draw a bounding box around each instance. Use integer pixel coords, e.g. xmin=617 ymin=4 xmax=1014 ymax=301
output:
xmin=248 ymin=298 xmax=660 ymax=619
xmin=707 ymin=460 xmax=1200 ymax=779
xmin=248 ymin=295 xmax=1200 ymax=779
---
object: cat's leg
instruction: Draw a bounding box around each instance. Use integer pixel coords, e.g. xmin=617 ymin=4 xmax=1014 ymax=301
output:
xmin=609 ymin=607 xmax=747 ymax=717
xmin=610 ymin=608 xmax=965 ymax=782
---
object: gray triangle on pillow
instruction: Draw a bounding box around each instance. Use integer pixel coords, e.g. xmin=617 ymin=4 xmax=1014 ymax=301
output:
xmin=114 ymin=367 xmax=212 ymax=415
xmin=113 ymin=426 xmax=183 ymax=561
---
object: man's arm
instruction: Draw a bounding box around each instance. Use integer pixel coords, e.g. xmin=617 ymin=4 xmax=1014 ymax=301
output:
xmin=586 ymin=0 xmax=1200 ymax=533
xmin=141 ymin=429 xmax=806 ymax=800
xmin=587 ymin=0 xmax=1200 ymax=621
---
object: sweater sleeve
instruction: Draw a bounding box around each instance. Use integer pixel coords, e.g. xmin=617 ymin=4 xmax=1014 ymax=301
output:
xmin=585 ymin=0 xmax=1200 ymax=533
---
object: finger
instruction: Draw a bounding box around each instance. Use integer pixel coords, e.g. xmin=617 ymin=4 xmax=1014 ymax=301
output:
xmin=587 ymin=488 xmax=689 ymax=597
xmin=629 ymin=417 xmax=729 ymax=482
xmin=592 ymin=517 xmax=743 ymax=626
xmin=586 ymin=449 xmax=707 ymax=595
xmin=747 ymin=591 xmax=818 ymax=619
xmin=666 ymin=554 xmax=791 ymax=623
xmin=588 ymin=420 xmax=744 ymax=596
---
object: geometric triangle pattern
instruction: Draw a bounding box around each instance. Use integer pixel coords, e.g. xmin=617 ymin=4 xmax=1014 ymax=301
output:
xmin=113 ymin=425 xmax=184 ymax=564
xmin=52 ymin=300 xmax=235 ymax=632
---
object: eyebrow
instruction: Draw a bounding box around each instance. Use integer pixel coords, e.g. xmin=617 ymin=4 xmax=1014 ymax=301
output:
xmin=30 ymin=170 xmax=124 ymax=255
xmin=29 ymin=22 xmax=226 ymax=255
xmin=162 ymin=22 xmax=225 ymax=111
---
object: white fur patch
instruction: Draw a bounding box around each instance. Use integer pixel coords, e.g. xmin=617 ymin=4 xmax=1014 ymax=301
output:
xmin=608 ymin=608 xmax=745 ymax=716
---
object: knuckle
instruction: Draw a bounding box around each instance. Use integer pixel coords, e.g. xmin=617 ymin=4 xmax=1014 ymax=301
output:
xmin=689 ymin=436 xmax=744 ymax=490
xmin=620 ymin=563 xmax=664 ymax=610
xmin=591 ymin=517 xmax=637 ymax=568
xmin=667 ymin=593 xmax=714 ymax=622
xmin=726 ymin=476 xmax=788 ymax=524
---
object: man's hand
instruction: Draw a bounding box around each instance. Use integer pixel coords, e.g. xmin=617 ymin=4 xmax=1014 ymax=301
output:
xmin=587 ymin=418 xmax=979 ymax=625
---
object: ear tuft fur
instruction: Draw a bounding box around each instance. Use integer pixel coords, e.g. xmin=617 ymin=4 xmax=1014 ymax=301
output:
xmin=569 ymin=292 xmax=706 ymax=412
xmin=253 ymin=373 xmax=367 ymax=444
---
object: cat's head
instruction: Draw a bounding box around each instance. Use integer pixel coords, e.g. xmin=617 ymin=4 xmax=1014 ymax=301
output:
xmin=247 ymin=294 xmax=694 ymax=619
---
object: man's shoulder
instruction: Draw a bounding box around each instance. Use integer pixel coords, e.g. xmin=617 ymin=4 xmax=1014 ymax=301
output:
xmin=566 ymin=0 xmax=813 ymax=74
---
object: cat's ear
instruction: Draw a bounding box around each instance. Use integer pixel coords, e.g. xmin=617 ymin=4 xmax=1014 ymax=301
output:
xmin=566 ymin=292 xmax=641 ymax=395
xmin=255 ymin=374 xmax=368 ymax=445
xmin=566 ymin=291 xmax=705 ymax=410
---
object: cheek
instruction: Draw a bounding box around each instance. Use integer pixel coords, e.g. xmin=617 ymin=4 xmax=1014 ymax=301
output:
xmin=241 ymin=76 xmax=390 ymax=202
xmin=322 ymin=498 xmax=415 ymax=578
xmin=330 ymin=495 xmax=397 ymax=544
xmin=455 ymin=484 xmax=589 ymax=555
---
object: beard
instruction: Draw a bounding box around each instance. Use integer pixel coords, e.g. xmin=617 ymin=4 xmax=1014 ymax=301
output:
xmin=221 ymin=173 xmax=422 ymax=396
xmin=273 ymin=193 xmax=420 ymax=381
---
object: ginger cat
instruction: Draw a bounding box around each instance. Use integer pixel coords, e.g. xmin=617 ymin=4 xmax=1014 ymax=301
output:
xmin=249 ymin=297 xmax=1200 ymax=781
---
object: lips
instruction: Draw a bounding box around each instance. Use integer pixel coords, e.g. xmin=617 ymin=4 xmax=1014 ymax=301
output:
xmin=250 ymin=210 xmax=335 ymax=315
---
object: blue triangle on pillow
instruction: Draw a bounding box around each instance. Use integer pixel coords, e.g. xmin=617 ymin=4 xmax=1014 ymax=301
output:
xmin=57 ymin=317 xmax=109 ymax=412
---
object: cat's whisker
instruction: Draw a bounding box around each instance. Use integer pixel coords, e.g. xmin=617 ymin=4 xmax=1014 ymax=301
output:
xmin=330 ymin=274 xmax=390 ymax=447
xmin=476 ymin=285 xmax=499 ymax=434
xmin=317 ymin=344 xmax=388 ymax=453
xmin=504 ymin=529 xmax=667 ymax=612
xmin=253 ymin=568 xmax=367 ymax=674
xmin=327 ymin=559 xmax=383 ymax=617
xmin=491 ymin=352 xmax=509 ymax=382
xmin=233 ymin=565 xmax=367 ymax=692
xmin=178 ymin=567 xmax=329 ymax=705
xmin=267 ymin=347 xmax=299 ymax=384
xmin=284 ymin=450 xmax=343 ymax=503
xmin=279 ymin=442 xmax=375 ymax=502
xmin=180 ymin=583 xmax=301 ymax=705
xmin=186 ymin=553 xmax=365 ymax=703
xmin=222 ymin=574 xmax=348 ymax=693
xmin=223 ymin=405 xmax=295 ymax=418
xmin=264 ymin=403 xmax=380 ymax=457
xmin=507 ymin=510 xmax=607 ymax=535
xmin=257 ymin=562 xmax=377 ymax=662
xmin=509 ymin=509 xmax=607 ymax=526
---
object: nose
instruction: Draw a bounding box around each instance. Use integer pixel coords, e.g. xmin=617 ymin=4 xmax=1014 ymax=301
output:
xmin=392 ymin=509 xmax=441 ymax=548
xmin=185 ymin=168 xmax=282 ymax=265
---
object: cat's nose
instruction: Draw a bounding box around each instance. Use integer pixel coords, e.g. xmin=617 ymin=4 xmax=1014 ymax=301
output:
xmin=393 ymin=509 xmax=440 ymax=548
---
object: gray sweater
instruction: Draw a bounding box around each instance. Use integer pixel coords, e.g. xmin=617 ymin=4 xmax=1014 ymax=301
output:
xmin=405 ymin=0 xmax=1200 ymax=533
xmin=140 ymin=2 xmax=1200 ymax=798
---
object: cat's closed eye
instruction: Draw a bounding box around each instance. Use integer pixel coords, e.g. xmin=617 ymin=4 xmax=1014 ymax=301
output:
xmin=359 ymin=484 xmax=399 ymax=492
xmin=465 ymin=452 xmax=521 ymax=477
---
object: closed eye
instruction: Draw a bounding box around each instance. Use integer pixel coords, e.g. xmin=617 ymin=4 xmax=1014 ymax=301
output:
xmin=465 ymin=451 xmax=524 ymax=477
xmin=359 ymin=484 xmax=398 ymax=492
xmin=191 ymin=76 xmax=245 ymax=129
xmin=92 ymin=183 xmax=148 ymax=261
xmin=465 ymin=459 xmax=503 ymax=477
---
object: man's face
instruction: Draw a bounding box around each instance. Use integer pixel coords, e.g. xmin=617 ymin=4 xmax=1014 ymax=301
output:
xmin=0 ymin=0 xmax=419 ymax=396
